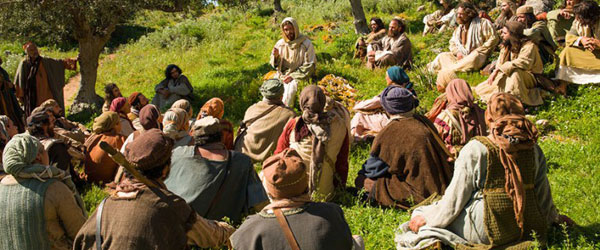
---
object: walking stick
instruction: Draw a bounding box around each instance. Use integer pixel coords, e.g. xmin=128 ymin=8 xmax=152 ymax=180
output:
xmin=99 ymin=141 xmax=157 ymax=188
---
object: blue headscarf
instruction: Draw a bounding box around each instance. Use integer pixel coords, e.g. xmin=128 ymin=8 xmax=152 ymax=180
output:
xmin=387 ymin=66 xmax=412 ymax=89
xmin=380 ymin=85 xmax=419 ymax=115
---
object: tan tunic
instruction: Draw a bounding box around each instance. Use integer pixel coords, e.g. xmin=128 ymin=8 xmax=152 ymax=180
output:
xmin=475 ymin=41 xmax=543 ymax=106
xmin=0 ymin=176 xmax=86 ymax=250
xmin=234 ymin=101 xmax=296 ymax=163
xmin=289 ymin=115 xmax=347 ymax=201
xmin=556 ymin=19 xmax=600 ymax=84
xmin=428 ymin=17 xmax=499 ymax=74
xmin=373 ymin=33 xmax=413 ymax=69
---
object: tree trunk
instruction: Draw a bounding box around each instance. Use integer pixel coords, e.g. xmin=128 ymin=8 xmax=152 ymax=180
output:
xmin=274 ymin=0 xmax=284 ymax=12
xmin=70 ymin=37 xmax=104 ymax=115
xmin=349 ymin=0 xmax=369 ymax=34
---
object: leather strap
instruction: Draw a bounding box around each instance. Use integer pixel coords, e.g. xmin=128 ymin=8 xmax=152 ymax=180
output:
xmin=273 ymin=209 xmax=300 ymax=250
xmin=234 ymin=104 xmax=279 ymax=145
xmin=204 ymin=150 xmax=232 ymax=217
xmin=95 ymin=198 xmax=108 ymax=250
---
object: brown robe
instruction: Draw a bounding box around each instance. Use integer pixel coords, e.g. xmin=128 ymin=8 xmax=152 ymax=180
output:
xmin=367 ymin=114 xmax=453 ymax=208
xmin=83 ymin=132 xmax=125 ymax=184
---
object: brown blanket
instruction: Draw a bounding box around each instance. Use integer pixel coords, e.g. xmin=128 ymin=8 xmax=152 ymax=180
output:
xmin=370 ymin=114 xmax=453 ymax=209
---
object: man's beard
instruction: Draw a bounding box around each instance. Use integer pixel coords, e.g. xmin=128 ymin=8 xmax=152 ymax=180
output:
xmin=502 ymin=9 xmax=512 ymax=16
xmin=388 ymin=29 xmax=400 ymax=37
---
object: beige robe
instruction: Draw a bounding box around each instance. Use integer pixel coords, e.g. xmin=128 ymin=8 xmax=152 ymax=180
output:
xmin=556 ymin=19 xmax=600 ymax=84
xmin=475 ymin=41 xmax=543 ymax=106
xmin=428 ymin=17 xmax=499 ymax=74
xmin=372 ymin=33 xmax=413 ymax=69
xmin=289 ymin=115 xmax=347 ymax=201
xmin=234 ymin=101 xmax=296 ymax=163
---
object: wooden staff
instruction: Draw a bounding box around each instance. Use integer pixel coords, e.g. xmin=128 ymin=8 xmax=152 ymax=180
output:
xmin=99 ymin=141 xmax=157 ymax=188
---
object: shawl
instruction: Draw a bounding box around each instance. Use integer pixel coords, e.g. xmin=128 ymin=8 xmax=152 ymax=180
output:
xmin=450 ymin=17 xmax=485 ymax=55
xmin=3 ymin=133 xmax=86 ymax=215
xmin=260 ymin=79 xmax=284 ymax=99
xmin=298 ymin=86 xmax=331 ymax=194
xmin=486 ymin=93 xmax=537 ymax=234
xmin=199 ymin=97 xmax=224 ymax=119
xmin=139 ymin=104 xmax=161 ymax=130
xmin=263 ymin=194 xmax=312 ymax=211
xmin=445 ymin=79 xmax=487 ymax=144
xmin=172 ymin=99 xmax=193 ymax=123
xmin=109 ymin=97 xmax=128 ymax=114
xmin=277 ymin=17 xmax=310 ymax=73
xmin=92 ymin=111 xmax=119 ymax=134
xmin=163 ymin=108 xmax=189 ymax=140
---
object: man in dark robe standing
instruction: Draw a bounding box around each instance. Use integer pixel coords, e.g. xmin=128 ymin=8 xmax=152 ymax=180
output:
xmin=14 ymin=42 xmax=77 ymax=116
xmin=0 ymin=57 xmax=25 ymax=132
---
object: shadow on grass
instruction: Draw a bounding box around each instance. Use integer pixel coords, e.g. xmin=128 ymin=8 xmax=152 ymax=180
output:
xmin=547 ymin=222 xmax=600 ymax=247
xmin=106 ymin=25 xmax=156 ymax=50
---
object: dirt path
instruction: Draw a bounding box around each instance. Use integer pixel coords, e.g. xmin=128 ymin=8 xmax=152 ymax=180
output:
xmin=63 ymin=54 xmax=117 ymax=108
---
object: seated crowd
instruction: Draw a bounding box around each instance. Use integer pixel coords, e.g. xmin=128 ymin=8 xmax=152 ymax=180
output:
xmin=0 ymin=0 xmax=586 ymax=247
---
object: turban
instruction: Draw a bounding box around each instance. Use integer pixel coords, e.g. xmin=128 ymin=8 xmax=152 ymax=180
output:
xmin=92 ymin=111 xmax=120 ymax=134
xmin=171 ymin=99 xmax=193 ymax=123
xmin=124 ymin=128 xmax=173 ymax=171
xmin=200 ymin=98 xmax=224 ymax=119
xmin=260 ymin=79 xmax=285 ymax=99
xmin=109 ymin=97 xmax=128 ymax=114
xmin=387 ymin=66 xmax=410 ymax=86
xmin=139 ymin=104 xmax=161 ymax=130
xmin=380 ymin=85 xmax=419 ymax=115
xmin=162 ymin=108 xmax=188 ymax=140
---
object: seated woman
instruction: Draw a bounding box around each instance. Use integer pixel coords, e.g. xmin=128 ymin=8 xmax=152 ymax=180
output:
xmin=109 ymin=97 xmax=134 ymax=137
xmin=351 ymin=66 xmax=415 ymax=141
xmin=83 ymin=111 xmax=125 ymax=184
xmin=198 ymin=98 xmax=234 ymax=150
xmin=424 ymin=71 xmax=457 ymax=122
xmin=172 ymin=99 xmax=194 ymax=127
xmin=152 ymin=64 xmax=193 ymax=110
xmin=355 ymin=85 xmax=453 ymax=209
xmin=126 ymin=92 xmax=149 ymax=131
xmin=230 ymin=148 xmax=364 ymax=250
xmin=433 ymin=79 xmax=487 ymax=157
xmin=354 ymin=17 xmax=387 ymax=61
xmin=102 ymin=83 xmax=122 ymax=112
xmin=163 ymin=108 xmax=193 ymax=147
xmin=164 ymin=117 xmax=268 ymax=223
xmin=120 ymin=104 xmax=162 ymax=153
xmin=275 ymin=86 xmax=349 ymax=201
xmin=395 ymin=93 xmax=573 ymax=249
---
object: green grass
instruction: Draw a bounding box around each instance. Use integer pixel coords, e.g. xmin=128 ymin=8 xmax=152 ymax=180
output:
xmin=2 ymin=0 xmax=599 ymax=248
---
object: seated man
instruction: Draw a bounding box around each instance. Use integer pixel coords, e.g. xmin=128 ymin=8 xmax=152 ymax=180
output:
xmin=0 ymin=133 xmax=86 ymax=250
xmin=428 ymin=2 xmax=499 ymax=77
xmin=355 ymin=17 xmax=387 ymax=60
xmin=165 ymin=117 xmax=269 ymax=223
xmin=395 ymin=93 xmax=573 ymax=249
xmin=547 ymin=0 xmax=580 ymax=45
xmin=40 ymin=99 xmax=89 ymax=144
xmin=351 ymin=66 xmax=414 ymax=141
xmin=494 ymin=0 xmax=518 ymax=30
xmin=74 ymin=129 xmax=234 ymax=249
xmin=270 ymin=17 xmax=316 ymax=107
xmin=126 ymin=92 xmax=149 ymax=131
xmin=354 ymin=86 xmax=453 ymax=209
xmin=83 ymin=111 xmax=125 ymax=184
xmin=234 ymin=79 xmax=296 ymax=163
xmin=231 ymin=149 xmax=364 ymax=250
xmin=152 ymin=64 xmax=193 ymax=110
xmin=556 ymin=0 xmax=600 ymax=84
xmin=434 ymin=79 xmax=487 ymax=157
xmin=475 ymin=21 xmax=544 ymax=106
xmin=275 ymin=86 xmax=349 ymax=201
xmin=423 ymin=0 xmax=457 ymax=35
xmin=517 ymin=5 xmax=558 ymax=64
xmin=367 ymin=18 xmax=413 ymax=70
xmin=26 ymin=108 xmax=74 ymax=174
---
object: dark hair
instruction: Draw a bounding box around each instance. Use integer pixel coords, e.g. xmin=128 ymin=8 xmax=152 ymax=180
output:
xmin=165 ymin=64 xmax=182 ymax=80
xmin=457 ymin=2 xmax=478 ymax=19
xmin=370 ymin=17 xmax=385 ymax=32
xmin=194 ymin=133 xmax=222 ymax=147
xmin=390 ymin=18 xmax=406 ymax=33
xmin=104 ymin=83 xmax=119 ymax=102
xmin=27 ymin=121 xmax=49 ymax=137
xmin=574 ymin=0 xmax=600 ymax=26
xmin=503 ymin=23 xmax=529 ymax=54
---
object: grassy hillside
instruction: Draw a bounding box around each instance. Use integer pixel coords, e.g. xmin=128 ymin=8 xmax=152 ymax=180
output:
xmin=2 ymin=0 xmax=599 ymax=249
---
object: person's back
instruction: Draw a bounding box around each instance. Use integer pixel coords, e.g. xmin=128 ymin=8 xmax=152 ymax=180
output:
xmin=74 ymin=186 xmax=196 ymax=250
xmin=165 ymin=145 xmax=267 ymax=222
xmin=232 ymin=202 xmax=353 ymax=250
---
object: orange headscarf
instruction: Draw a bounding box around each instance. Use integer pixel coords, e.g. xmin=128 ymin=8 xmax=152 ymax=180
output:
xmin=486 ymin=93 xmax=538 ymax=234
xmin=199 ymin=98 xmax=224 ymax=119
